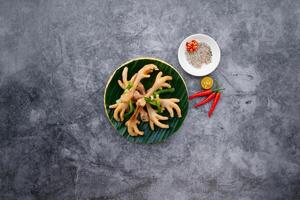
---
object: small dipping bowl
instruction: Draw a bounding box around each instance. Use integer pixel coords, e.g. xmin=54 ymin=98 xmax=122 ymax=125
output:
xmin=178 ymin=33 xmax=221 ymax=77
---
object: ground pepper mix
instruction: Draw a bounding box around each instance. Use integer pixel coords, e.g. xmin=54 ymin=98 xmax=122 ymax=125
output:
xmin=185 ymin=40 xmax=212 ymax=68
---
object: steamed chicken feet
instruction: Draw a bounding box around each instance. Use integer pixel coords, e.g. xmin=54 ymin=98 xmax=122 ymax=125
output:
xmin=140 ymin=107 xmax=149 ymax=122
xmin=160 ymin=98 xmax=182 ymax=118
xmin=118 ymin=67 xmax=137 ymax=89
xmin=109 ymin=102 xmax=128 ymax=122
xmin=109 ymin=63 xmax=182 ymax=136
xmin=133 ymin=83 xmax=146 ymax=101
xmin=146 ymin=104 xmax=169 ymax=130
xmin=125 ymin=107 xmax=143 ymax=136
xmin=120 ymin=64 xmax=158 ymax=103
xmin=134 ymin=71 xmax=173 ymax=108
xmin=145 ymin=71 xmax=172 ymax=97
xmin=133 ymin=64 xmax=158 ymax=87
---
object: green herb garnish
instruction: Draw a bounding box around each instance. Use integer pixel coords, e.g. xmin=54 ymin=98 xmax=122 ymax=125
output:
xmin=124 ymin=100 xmax=135 ymax=118
xmin=154 ymin=88 xmax=175 ymax=96
xmin=144 ymin=97 xmax=163 ymax=113
xmin=126 ymin=81 xmax=133 ymax=90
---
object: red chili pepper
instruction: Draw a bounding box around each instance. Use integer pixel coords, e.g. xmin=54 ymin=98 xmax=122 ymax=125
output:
xmin=208 ymin=92 xmax=221 ymax=117
xmin=194 ymin=92 xmax=216 ymax=108
xmin=189 ymin=89 xmax=213 ymax=100
xmin=186 ymin=40 xmax=198 ymax=52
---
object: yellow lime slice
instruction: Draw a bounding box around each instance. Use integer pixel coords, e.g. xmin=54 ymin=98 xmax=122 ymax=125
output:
xmin=201 ymin=76 xmax=214 ymax=89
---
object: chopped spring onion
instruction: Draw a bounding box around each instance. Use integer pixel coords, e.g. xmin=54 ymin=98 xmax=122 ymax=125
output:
xmin=144 ymin=97 xmax=163 ymax=113
xmin=126 ymin=81 xmax=133 ymax=90
xmin=154 ymin=88 xmax=175 ymax=95
xmin=124 ymin=100 xmax=134 ymax=118
xmin=144 ymin=97 xmax=159 ymax=106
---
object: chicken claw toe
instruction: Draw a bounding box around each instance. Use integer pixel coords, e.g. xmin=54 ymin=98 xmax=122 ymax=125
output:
xmin=160 ymin=98 xmax=182 ymax=118
xmin=125 ymin=107 xmax=144 ymax=136
xmin=146 ymin=104 xmax=169 ymax=129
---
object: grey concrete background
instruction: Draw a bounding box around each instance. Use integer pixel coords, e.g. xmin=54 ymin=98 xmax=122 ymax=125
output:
xmin=0 ymin=0 xmax=300 ymax=199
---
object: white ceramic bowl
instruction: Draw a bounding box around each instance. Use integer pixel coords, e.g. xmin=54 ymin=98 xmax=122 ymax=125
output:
xmin=178 ymin=34 xmax=221 ymax=76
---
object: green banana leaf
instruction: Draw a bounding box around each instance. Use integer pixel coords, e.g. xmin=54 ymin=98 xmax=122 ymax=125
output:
xmin=104 ymin=58 xmax=189 ymax=144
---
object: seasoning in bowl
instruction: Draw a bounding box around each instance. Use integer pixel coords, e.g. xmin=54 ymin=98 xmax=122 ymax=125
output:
xmin=185 ymin=39 xmax=212 ymax=68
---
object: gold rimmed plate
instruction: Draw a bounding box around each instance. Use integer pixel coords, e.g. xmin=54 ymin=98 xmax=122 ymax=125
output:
xmin=104 ymin=57 xmax=188 ymax=144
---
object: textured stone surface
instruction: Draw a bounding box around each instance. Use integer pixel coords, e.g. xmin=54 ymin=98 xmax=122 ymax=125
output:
xmin=1 ymin=0 xmax=300 ymax=199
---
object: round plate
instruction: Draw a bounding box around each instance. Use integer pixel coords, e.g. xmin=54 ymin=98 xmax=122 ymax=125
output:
xmin=178 ymin=33 xmax=221 ymax=76
xmin=104 ymin=57 xmax=189 ymax=144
